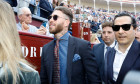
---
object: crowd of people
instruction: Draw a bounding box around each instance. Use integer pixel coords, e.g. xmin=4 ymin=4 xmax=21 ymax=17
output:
xmin=4 ymin=0 xmax=140 ymax=42
xmin=1 ymin=0 xmax=140 ymax=84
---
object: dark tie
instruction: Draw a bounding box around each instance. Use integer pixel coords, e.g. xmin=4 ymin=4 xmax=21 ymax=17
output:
xmin=52 ymin=40 xmax=60 ymax=84
xmin=104 ymin=46 xmax=111 ymax=84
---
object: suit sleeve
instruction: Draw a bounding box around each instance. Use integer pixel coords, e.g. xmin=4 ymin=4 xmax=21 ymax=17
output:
xmin=40 ymin=46 xmax=49 ymax=84
xmin=80 ymin=41 xmax=101 ymax=84
xmin=39 ymin=0 xmax=53 ymax=13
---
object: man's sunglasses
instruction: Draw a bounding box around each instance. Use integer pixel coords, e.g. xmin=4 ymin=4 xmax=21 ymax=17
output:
xmin=48 ymin=15 xmax=67 ymax=21
xmin=112 ymin=24 xmax=131 ymax=31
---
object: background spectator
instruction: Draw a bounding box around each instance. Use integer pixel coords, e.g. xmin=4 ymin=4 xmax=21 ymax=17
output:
xmin=18 ymin=0 xmax=31 ymax=8
xmin=5 ymin=0 xmax=17 ymax=7
xmin=135 ymin=27 xmax=140 ymax=42
xmin=17 ymin=7 xmax=46 ymax=35
xmin=39 ymin=0 xmax=53 ymax=19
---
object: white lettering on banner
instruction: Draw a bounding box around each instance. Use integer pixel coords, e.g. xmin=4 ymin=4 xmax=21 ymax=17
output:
xmin=30 ymin=47 xmax=37 ymax=57
xmin=40 ymin=47 xmax=43 ymax=57
xmin=21 ymin=46 xmax=42 ymax=57
xmin=83 ymin=32 xmax=88 ymax=35
xmin=22 ymin=46 xmax=29 ymax=57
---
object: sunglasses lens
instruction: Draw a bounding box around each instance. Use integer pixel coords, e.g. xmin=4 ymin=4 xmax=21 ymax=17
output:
xmin=112 ymin=25 xmax=120 ymax=31
xmin=53 ymin=15 xmax=58 ymax=20
xmin=121 ymin=24 xmax=131 ymax=31
xmin=48 ymin=15 xmax=58 ymax=21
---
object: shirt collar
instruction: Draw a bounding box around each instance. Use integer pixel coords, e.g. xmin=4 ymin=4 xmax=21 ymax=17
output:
xmin=18 ymin=22 xmax=22 ymax=27
xmin=114 ymin=42 xmax=133 ymax=54
xmin=104 ymin=41 xmax=116 ymax=48
xmin=54 ymin=32 xmax=70 ymax=41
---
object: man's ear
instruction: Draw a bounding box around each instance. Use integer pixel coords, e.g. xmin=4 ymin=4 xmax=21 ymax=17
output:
xmin=64 ymin=19 xmax=70 ymax=27
xmin=135 ymin=27 xmax=138 ymax=30
xmin=18 ymin=15 xmax=22 ymax=20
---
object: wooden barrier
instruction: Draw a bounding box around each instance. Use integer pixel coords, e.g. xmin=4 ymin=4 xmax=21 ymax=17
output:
xmin=83 ymin=28 xmax=91 ymax=42
xmin=72 ymin=22 xmax=81 ymax=38
xmin=19 ymin=31 xmax=53 ymax=73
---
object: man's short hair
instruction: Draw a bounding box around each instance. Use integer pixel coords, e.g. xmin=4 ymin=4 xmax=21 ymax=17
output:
xmin=102 ymin=21 xmax=113 ymax=29
xmin=113 ymin=12 xmax=137 ymax=29
xmin=17 ymin=7 xmax=30 ymax=16
xmin=54 ymin=6 xmax=73 ymax=29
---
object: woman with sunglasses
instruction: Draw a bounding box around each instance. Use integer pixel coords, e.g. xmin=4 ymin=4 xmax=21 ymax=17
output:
xmin=0 ymin=1 xmax=40 ymax=84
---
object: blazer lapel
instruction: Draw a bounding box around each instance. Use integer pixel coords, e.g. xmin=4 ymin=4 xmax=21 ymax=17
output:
xmin=107 ymin=48 xmax=116 ymax=82
xmin=98 ymin=43 xmax=105 ymax=64
xmin=98 ymin=44 xmax=105 ymax=77
xmin=46 ymin=40 xmax=55 ymax=84
xmin=67 ymin=36 xmax=75 ymax=84
xmin=116 ymin=40 xmax=140 ymax=83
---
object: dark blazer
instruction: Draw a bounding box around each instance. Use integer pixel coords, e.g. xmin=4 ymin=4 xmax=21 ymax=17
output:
xmin=39 ymin=0 xmax=53 ymax=19
xmin=92 ymin=43 xmax=105 ymax=82
xmin=5 ymin=0 xmax=17 ymax=7
xmin=40 ymin=36 xmax=101 ymax=84
xmin=107 ymin=39 xmax=140 ymax=84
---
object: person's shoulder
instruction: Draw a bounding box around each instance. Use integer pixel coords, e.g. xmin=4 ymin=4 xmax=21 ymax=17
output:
xmin=70 ymin=36 xmax=89 ymax=44
xmin=131 ymin=39 xmax=140 ymax=51
xmin=19 ymin=62 xmax=40 ymax=84
xmin=16 ymin=22 xmax=20 ymax=25
xmin=16 ymin=23 xmax=22 ymax=30
xmin=19 ymin=62 xmax=37 ymax=73
xmin=93 ymin=42 xmax=104 ymax=48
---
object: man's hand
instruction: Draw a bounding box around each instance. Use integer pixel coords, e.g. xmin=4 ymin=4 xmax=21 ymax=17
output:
xmin=36 ymin=26 xmax=46 ymax=35
xmin=22 ymin=21 xmax=29 ymax=32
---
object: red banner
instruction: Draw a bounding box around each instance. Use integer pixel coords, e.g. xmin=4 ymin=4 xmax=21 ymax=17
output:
xmin=19 ymin=31 xmax=53 ymax=73
xmin=72 ymin=22 xmax=81 ymax=38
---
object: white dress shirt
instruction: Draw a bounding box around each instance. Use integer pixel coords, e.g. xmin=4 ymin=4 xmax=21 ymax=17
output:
xmin=113 ymin=42 xmax=133 ymax=81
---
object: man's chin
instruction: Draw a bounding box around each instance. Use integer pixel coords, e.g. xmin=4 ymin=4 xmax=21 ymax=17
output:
xmin=104 ymin=41 xmax=110 ymax=43
xmin=49 ymin=31 xmax=56 ymax=34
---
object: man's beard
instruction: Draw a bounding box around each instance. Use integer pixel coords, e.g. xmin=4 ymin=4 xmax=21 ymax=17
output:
xmin=50 ymin=23 xmax=63 ymax=34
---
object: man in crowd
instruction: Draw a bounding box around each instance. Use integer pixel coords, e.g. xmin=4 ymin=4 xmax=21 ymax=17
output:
xmin=92 ymin=21 xmax=116 ymax=84
xmin=18 ymin=0 xmax=31 ymax=8
xmin=107 ymin=13 xmax=140 ymax=84
xmin=40 ymin=6 xmax=101 ymax=84
xmin=17 ymin=7 xmax=46 ymax=35
xmin=5 ymin=0 xmax=17 ymax=7
xmin=135 ymin=27 xmax=140 ymax=42
xmin=39 ymin=0 xmax=53 ymax=19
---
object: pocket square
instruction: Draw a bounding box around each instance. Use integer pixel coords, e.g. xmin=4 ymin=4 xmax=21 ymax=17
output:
xmin=73 ymin=54 xmax=81 ymax=62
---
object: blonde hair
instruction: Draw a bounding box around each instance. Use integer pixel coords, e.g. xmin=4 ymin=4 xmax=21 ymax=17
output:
xmin=0 ymin=1 xmax=31 ymax=83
